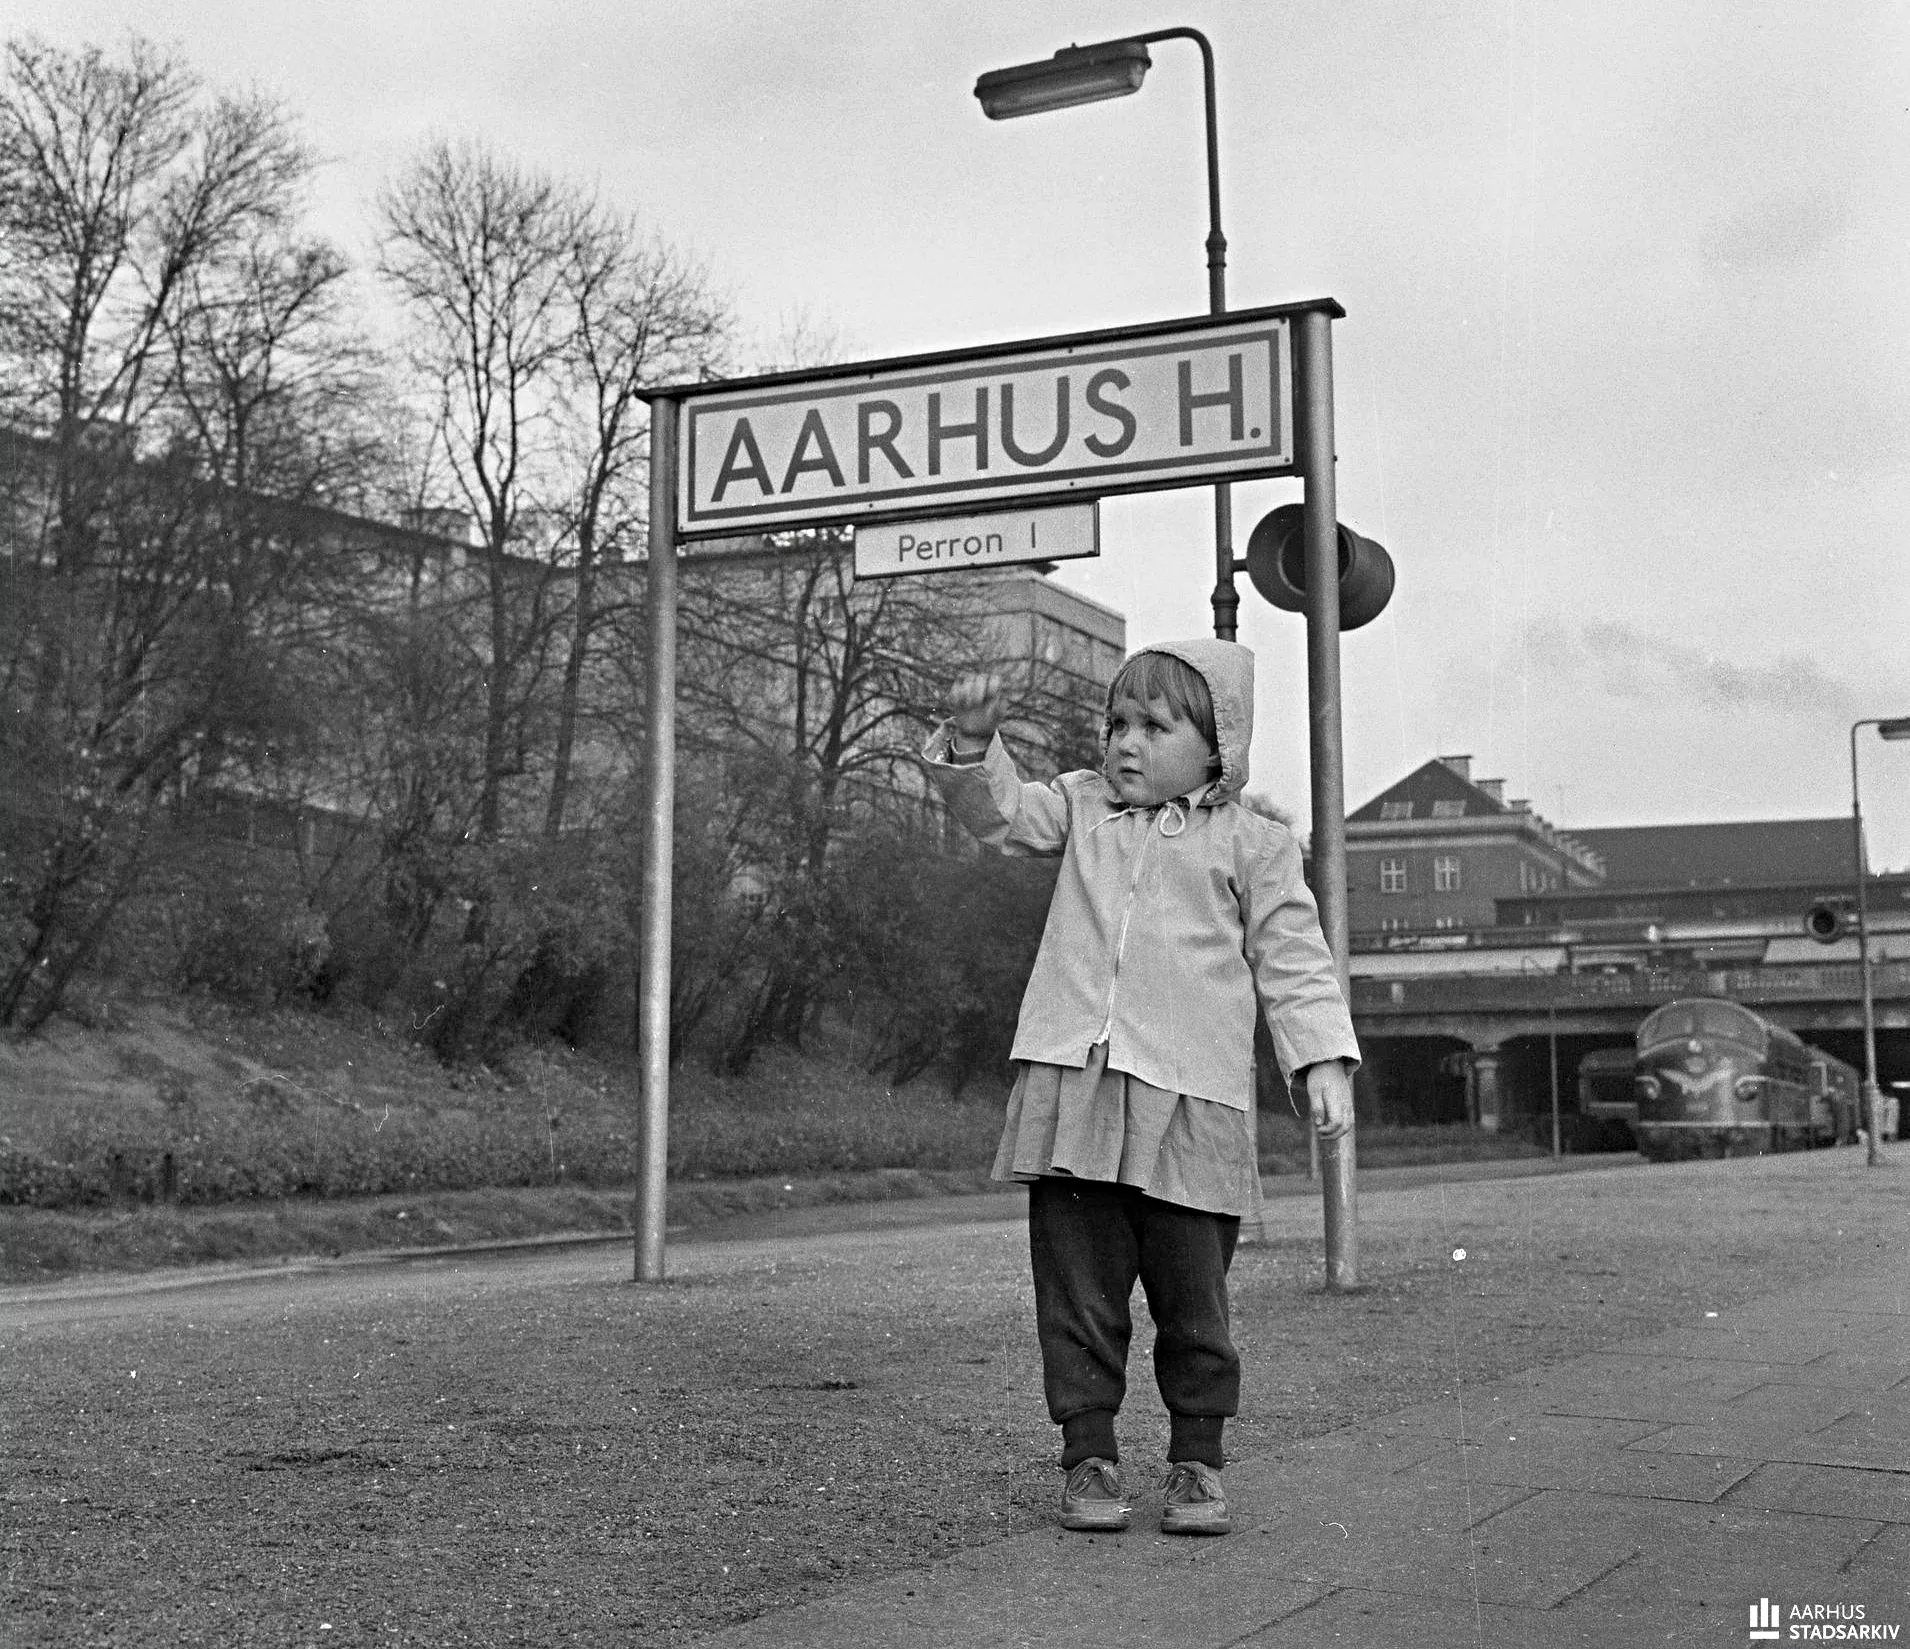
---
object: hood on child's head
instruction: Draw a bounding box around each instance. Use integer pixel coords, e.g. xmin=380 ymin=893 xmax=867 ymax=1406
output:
xmin=1111 ymin=638 xmax=1255 ymax=806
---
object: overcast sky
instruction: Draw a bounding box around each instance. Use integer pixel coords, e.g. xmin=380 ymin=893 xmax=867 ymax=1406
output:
xmin=15 ymin=0 xmax=1910 ymax=867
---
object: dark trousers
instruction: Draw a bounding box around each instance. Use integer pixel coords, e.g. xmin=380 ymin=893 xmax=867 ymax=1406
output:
xmin=1027 ymin=1176 xmax=1240 ymax=1468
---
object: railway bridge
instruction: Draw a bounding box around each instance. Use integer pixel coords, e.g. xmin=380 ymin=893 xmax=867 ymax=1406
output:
xmin=1348 ymin=959 xmax=1910 ymax=1138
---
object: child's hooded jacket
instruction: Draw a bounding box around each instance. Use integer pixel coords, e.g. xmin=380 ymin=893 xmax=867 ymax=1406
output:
xmin=928 ymin=638 xmax=1359 ymax=1110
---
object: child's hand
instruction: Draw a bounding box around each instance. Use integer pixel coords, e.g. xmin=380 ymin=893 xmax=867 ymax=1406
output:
xmin=946 ymin=671 xmax=1006 ymax=749
xmin=1306 ymin=1059 xmax=1355 ymax=1140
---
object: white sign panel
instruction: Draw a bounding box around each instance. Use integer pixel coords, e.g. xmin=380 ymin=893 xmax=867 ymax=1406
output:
xmin=853 ymin=503 xmax=1098 ymax=581
xmin=676 ymin=309 xmax=1294 ymax=538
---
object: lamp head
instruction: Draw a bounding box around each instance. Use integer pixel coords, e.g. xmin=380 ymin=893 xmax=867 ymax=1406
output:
xmin=974 ymin=40 xmax=1152 ymax=120
xmin=1877 ymin=717 xmax=1910 ymax=742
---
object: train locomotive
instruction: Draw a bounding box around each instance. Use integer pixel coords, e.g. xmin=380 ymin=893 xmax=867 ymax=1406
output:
xmin=1630 ymin=997 xmax=1860 ymax=1162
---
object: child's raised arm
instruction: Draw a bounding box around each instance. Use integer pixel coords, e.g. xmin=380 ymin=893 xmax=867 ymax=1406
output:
xmin=924 ymin=669 xmax=1074 ymax=856
xmin=946 ymin=670 xmax=1007 ymax=757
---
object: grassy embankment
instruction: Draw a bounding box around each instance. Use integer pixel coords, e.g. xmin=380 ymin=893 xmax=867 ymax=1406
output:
xmin=0 ymin=997 xmax=1550 ymax=1280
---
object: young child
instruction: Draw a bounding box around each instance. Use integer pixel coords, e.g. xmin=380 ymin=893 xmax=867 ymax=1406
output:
xmin=925 ymin=638 xmax=1358 ymax=1537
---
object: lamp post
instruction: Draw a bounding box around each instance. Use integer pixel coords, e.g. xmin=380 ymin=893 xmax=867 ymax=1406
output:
xmin=1850 ymin=715 xmax=1910 ymax=1167
xmin=1548 ymin=994 xmax=1561 ymax=1158
xmin=976 ymin=41 xmax=1363 ymax=1288
xmin=975 ymin=29 xmax=1240 ymax=641
xmin=1521 ymin=955 xmax=1563 ymax=1157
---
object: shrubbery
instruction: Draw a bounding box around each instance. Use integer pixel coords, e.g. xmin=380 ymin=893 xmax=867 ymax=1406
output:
xmin=0 ymin=1106 xmax=620 ymax=1207
xmin=175 ymin=874 xmax=331 ymax=1009
xmin=0 ymin=1035 xmax=1007 ymax=1210
xmin=826 ymin=832 xmax=1053 ymax=1091
xmin=21 ymin=786 xmax=1061 ymax=1106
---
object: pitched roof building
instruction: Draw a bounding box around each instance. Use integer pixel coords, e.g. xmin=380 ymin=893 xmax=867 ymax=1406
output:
xmin=1345 ymin=755 xmax=1603 ymax=934
xmin=1344 ymin=752 xmax=1907 ymax=971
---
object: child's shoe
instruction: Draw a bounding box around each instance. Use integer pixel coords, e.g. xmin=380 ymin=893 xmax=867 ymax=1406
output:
xmin=1059 ymin=1458 xmax=1132 ymax=1532
xmin=1159 ymin=1460 xmax=1231 ymax=1535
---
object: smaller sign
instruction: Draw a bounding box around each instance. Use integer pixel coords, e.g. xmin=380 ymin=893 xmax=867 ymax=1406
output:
xmin=853 ymin=503 xmax=1098 ymax=581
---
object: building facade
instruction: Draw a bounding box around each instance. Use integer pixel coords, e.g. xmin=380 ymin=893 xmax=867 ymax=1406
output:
xmin=1345 ymin=755 xmax=1604 ymax=935
xmin=973 ymin=566 xmax=1126 ymax=769
xmin=1340 ymin=751 xmax=1909 ymax=1140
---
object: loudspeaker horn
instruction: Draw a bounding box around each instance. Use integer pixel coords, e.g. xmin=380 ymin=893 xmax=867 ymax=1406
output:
xmin=1243 ymin=504 xmax=1395 ymax=630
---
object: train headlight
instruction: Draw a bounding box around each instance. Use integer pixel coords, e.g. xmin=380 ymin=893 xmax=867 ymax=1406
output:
xmin=1734 ymin=1077 xmax=1763 ymax=1102
xmin=1635 ymin=1075 xmax=1660 ymax=1101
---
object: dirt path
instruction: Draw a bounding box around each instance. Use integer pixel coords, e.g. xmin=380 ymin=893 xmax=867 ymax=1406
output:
xmin=4 ymin=1150 xmax=1904 ymax=1646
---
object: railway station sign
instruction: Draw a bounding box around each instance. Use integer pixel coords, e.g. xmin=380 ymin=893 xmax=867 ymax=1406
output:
xmin=675 ymin=307 xmax=1297 ymax=538
xmin=852 ymin=502 xmax=1097 ymax=581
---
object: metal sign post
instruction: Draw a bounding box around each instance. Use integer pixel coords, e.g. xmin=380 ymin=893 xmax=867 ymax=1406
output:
xmin=1295 ymin=308 xmax=1360 ymax=1292
xmin=634 ymin=397 xmax=679 ymax=1282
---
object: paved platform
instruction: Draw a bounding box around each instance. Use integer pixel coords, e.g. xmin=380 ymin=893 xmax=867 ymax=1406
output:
xmin=693 ymin=1265 xmax=1909 ymax=1648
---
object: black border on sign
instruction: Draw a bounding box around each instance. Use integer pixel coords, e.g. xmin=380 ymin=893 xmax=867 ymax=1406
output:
xmin=641 ymin=298 xmax=1340 ymax=401
xmin=678 ymin=325 xmax=1284 ymax=535
xmin=647 ymin=300 xmax=1341 ymax=540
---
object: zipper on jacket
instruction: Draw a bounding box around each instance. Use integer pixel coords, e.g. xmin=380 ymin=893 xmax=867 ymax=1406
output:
xmin=1096 ymin=816 xmax=1154 ymax=1043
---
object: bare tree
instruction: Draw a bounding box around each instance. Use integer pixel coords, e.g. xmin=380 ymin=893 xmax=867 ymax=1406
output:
xmin=670 ymin=534 xmax=1008 ymax=1064
xmin=0 ymin=445 xmax=368 ymax=1030
xmin=541 ymin=215 xmax=728 ymax=838
xmin=0 ymin=35 xmax=309 ymax=576
xmin=377 ymin=140 xmax=593 ymax=843
xmin=0 ymin=37 xmax=358 ymax=1032
xmin=161 ymin=235 xmax=383 ymax=506
xmin=349 ymin=598 xmax=491 ymax=948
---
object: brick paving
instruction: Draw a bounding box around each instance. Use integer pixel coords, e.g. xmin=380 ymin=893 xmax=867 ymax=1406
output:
xmin=695 ymin=1266 xmax=1910 ymax=1648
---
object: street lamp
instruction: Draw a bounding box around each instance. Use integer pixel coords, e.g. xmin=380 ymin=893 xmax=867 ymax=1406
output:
xmin=972 ymin=40 xmax=1154 ymax=119
xmin=1520 ymin=954 xmax=1563 ymax=1157
xmin=975 ymin=28 xmax=1241 ymax=641
xmin=1851 ymin=715 xmax=1910 ymax=1167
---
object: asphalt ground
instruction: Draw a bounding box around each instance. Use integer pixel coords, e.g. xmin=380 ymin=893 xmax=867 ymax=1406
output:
xmin=3 ymin=1148 xmax=1905 ymax=1646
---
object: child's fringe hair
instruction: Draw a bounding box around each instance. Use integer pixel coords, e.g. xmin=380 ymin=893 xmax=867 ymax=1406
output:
xmin=1104 ymin=651 xmax=1217 ymax=751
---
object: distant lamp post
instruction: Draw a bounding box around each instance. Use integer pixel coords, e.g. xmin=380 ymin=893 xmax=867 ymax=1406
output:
xmin=1521 ymin=955 xmax=1563 ymax=1158
xmin=974 ymin=28 xmax=1241 ymax=641
xmin=1851 ymin=715 xmax=1910 ymax=1167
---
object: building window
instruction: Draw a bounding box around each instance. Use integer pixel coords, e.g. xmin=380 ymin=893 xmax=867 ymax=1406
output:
xmin=1380 ymin=916 xmax=1407 ymax=931
xmin=1380 ymin=801 xmax=1414 ymax=820
xmin=1430 ymin=799 xmax=1466 ymax=818
xmin=1433 ymin=915 xmax=1462 ymax=929
xmin=1380 ymin=858 xmax=1407 ymax=893
xmin=1434 ymin=855 xmax=1461 ymax=892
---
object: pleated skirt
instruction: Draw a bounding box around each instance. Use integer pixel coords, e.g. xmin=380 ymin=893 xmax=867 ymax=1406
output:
xmin=992 ymin=1042 xmax=1263 ymax=1219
